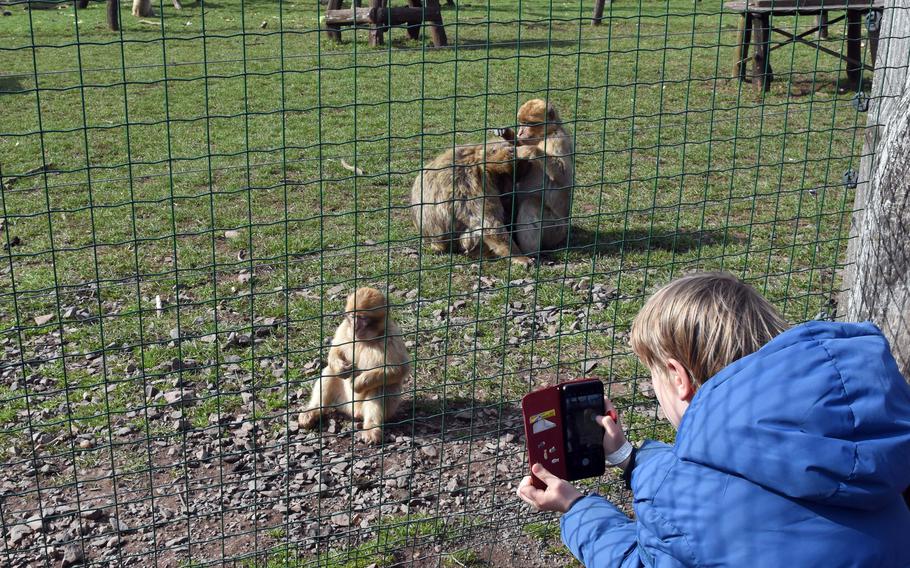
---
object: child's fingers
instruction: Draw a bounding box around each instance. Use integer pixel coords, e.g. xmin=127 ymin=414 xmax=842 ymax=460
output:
xmin=516 ymin=478 xmax=544 ymax=509
xmin=530 ymin=463 xmax=559 ymax=485
xmin=595 ymin=413 xmax=622 ymax=432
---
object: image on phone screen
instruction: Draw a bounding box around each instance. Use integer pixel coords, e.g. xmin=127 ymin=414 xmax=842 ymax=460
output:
xmin=561 ymin=386 xmax=605 ymax=480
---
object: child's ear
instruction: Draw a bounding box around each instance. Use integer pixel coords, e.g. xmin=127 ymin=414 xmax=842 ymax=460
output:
xmin=666 ymin=359 xmax=695 ymax=402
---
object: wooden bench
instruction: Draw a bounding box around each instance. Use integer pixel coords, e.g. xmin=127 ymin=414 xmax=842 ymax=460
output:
xmin=724 ymin=0 xmax=882 ymax=91
xmin=325 ymin=0 xmax=448 ymax=47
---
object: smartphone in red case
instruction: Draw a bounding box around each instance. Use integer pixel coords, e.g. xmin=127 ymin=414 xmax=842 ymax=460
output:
xmin=521 ymin=378 xmax=610 ymax=489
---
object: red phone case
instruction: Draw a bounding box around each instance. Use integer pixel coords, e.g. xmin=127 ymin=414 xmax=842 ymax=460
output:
xmin=521 ymin=384 xmax=567 ymax=488
xmin=521 ymin=378 xmax=614 ymax=489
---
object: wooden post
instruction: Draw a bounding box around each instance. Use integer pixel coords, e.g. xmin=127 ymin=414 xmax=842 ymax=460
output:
xmin=424 ymin=0 xmax=447 ymax=46
xmin=326 ymin=0 xmax=343 ymax=42
xmin=818 ymin=11 xmax=828 ymax=39
xmin=846 ymin=9 xmax=863 ymax=89
xmin=734 ymin=13 xmax=752 ymax=80
xmin=406 ymin=0 xmax=421 ymax=40
xmin=76 ymin=0 xmax=89 ymax=8
xmin=107 ymin=0 xmax=119 ymax=30
xmin=751 ymin=13 xmax=773 ymax=92
xmin=592 ymin=0 xmax=606 ymax=25
xmin=369 ymin=0 xmax=385 ymax=47
xmin=844 ymin=0 xmax=910 ymax=381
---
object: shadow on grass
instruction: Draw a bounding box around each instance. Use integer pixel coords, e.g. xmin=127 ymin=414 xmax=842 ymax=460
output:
xmin=563 ymin=226 xmax=741 ymax=257
xmin=0 ymin=75 xmax=27 ymax=94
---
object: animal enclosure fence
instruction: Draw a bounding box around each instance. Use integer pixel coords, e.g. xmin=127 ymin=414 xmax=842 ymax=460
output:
xmin=0 ymin=0 xmax=904 ymax=566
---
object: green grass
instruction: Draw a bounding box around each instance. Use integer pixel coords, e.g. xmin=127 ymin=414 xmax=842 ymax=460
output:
xmin=0 ymin=0 xmax=869 ymax=561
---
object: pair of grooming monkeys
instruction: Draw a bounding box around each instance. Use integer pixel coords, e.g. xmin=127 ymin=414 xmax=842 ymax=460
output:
xmin=298 ymin=99 xmax=574 ymax=443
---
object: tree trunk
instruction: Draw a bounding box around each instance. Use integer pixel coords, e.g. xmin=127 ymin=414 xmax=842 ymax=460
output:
xmin=842 ymin=0 xmax=910 ymax=379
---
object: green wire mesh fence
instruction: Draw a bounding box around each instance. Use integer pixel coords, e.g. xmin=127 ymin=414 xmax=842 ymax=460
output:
xmin=0 ymin=0 xmax=904 ymax=565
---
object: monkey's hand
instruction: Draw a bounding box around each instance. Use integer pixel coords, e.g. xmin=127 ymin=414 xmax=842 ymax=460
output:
xmin=516 ymin=145 xmax=544 ymax=160
xmin=511 ymin=255 xmax=534 ymax=268
xmin=327 ymin=348 xmax=354 ymax=378
xmin=492 ymin=127 xmax=515 ymax=142
xmin=352 ymin=369 xmax=385 ymax=394
xmin=353 ymin=364 xmax=407 ymax=394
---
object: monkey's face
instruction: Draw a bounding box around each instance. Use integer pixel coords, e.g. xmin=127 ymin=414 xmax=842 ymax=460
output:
xmin=516 ymin=124 xmax=545 ymax=146
xmin=347 ymin=311 xmax=386 ymax=341
xmin=516 ymin=99 xmax=560 ymax=145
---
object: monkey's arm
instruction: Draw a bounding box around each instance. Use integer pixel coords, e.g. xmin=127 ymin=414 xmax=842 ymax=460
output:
xmin=352 ymin=361 xmax=410 ymax=394
xmin=517 ymin=143 xmax=572 ymax=181
xmin=326 ymin=345 xmax=353 ymax=378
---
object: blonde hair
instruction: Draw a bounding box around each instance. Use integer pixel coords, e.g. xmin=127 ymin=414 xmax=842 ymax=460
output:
xmin=630 ymin=272 xmax=788 ymax=389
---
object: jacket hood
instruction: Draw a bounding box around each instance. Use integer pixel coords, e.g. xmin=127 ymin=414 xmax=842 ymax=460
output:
xmin=675 ymin=321 xmax=910 ymax=510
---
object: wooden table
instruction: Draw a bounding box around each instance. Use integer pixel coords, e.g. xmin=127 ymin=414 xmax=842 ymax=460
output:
xmin=724 ymin=0 xmax=882 ymax=91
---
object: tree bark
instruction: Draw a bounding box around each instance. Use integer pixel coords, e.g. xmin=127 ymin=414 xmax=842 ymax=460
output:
xmin=843 ymin=0 xmax=910 ymax=379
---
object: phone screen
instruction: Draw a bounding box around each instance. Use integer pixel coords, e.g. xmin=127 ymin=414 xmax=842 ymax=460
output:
xmin=560 ymin=382 xmax=606 ymax=480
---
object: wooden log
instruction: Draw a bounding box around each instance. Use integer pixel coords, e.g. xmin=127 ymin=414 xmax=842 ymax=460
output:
xmin=324 ymin=5 xmax=441 ymax=26
xmin=326 ymin=0 xmax=343 ymax=42
xmin=734 ymin=13 xmax=752 ymax=80
xmin=406 ymin=0 xmax=421 ymax=40
xmin=369 ymin=0 xmax=384 ymax=47
xmin=751 ymin=13 xmax=773 ymax=92
xmin=592 ymin=0 xmax=606 ymax=25
xmin=424 ymin=0 xmax=447 ymax=46
xmin=107 ymin=0 xmax=119 ymax=30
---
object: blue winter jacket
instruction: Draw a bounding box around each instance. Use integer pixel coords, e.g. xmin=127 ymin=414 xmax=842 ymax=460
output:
xmin=561 ymin=321 xmax=910 ymax=567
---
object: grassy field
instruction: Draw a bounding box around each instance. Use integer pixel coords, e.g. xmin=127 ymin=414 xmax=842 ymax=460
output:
xmin=0 ymin=0 xmax=871 ymax=564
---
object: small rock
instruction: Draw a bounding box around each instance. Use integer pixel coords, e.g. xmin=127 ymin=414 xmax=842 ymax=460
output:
xmin=225 ymin=230 xmax=241 ymax=239
xmin=259 ymin=20 xmax=267 ymax=28
xmin=446 ymin=476 xmax=463 ymax=493
xmin=25 ymin=514 xmax=44 ymax=531
xmin=3 ymin=235 xmax=21 ymax=250
xmin=165 ymin=535 xmax=187 ymax=547
xmin=420 ymin=445 xmax=438 ymax=458
xmin=79 ymin=508 xmax=106 ymax=521
xmin=109 ymin=517 xmax=129 ymax=533
xmin=163 ymin=390 xmax=195 ymax=407
xmin=582 ymin=359 xmax=599 ymax=374
xmin=34 ymin=314 xmax=54 ymax=326
xmin=61 ymin=543 xmax=84 ymax=567
xmin=8 ymin=524 xmax=32 ymax=545
xmin=331 ymin=513 xmax=350 ymax=527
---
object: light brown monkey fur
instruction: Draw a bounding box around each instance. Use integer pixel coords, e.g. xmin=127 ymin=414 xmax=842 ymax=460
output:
xmin=511 ymin=99 xmax=575 ymax=254
xmin=298 ymin=288 xmax=410 ymax=444
xmin=411 ymin=135 xmax=534 ymax=267
xmin=132 ymin=0 xmax=182 ymax=18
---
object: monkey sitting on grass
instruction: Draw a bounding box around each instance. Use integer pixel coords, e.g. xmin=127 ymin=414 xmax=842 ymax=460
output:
xmin=410 ymin=129 xmax=535 ymax=267
xmin=298 ymin=288 xmax=410 ymax=444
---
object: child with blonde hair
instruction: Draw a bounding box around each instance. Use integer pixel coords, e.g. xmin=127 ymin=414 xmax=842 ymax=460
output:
xmin=518 ymin=271 xmax=910 ymax=567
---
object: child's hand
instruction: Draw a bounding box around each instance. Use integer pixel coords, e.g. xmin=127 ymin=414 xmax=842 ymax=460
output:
xmin=595 ymin=397 xmax=629 ymax=456
xmin=516 ymin=463 xmax=583 ymax=513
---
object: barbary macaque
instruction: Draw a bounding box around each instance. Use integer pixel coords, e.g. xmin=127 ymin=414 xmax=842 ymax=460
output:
xmin=511 ymin=99 xmax=575 ymax=254
xmin=411 ymin=130 xmax=534 ymax=267
xmin=298 ymin=287 xmax=410 ymax=444
xmin=132 ymin=0 xmax=182 ymax=18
